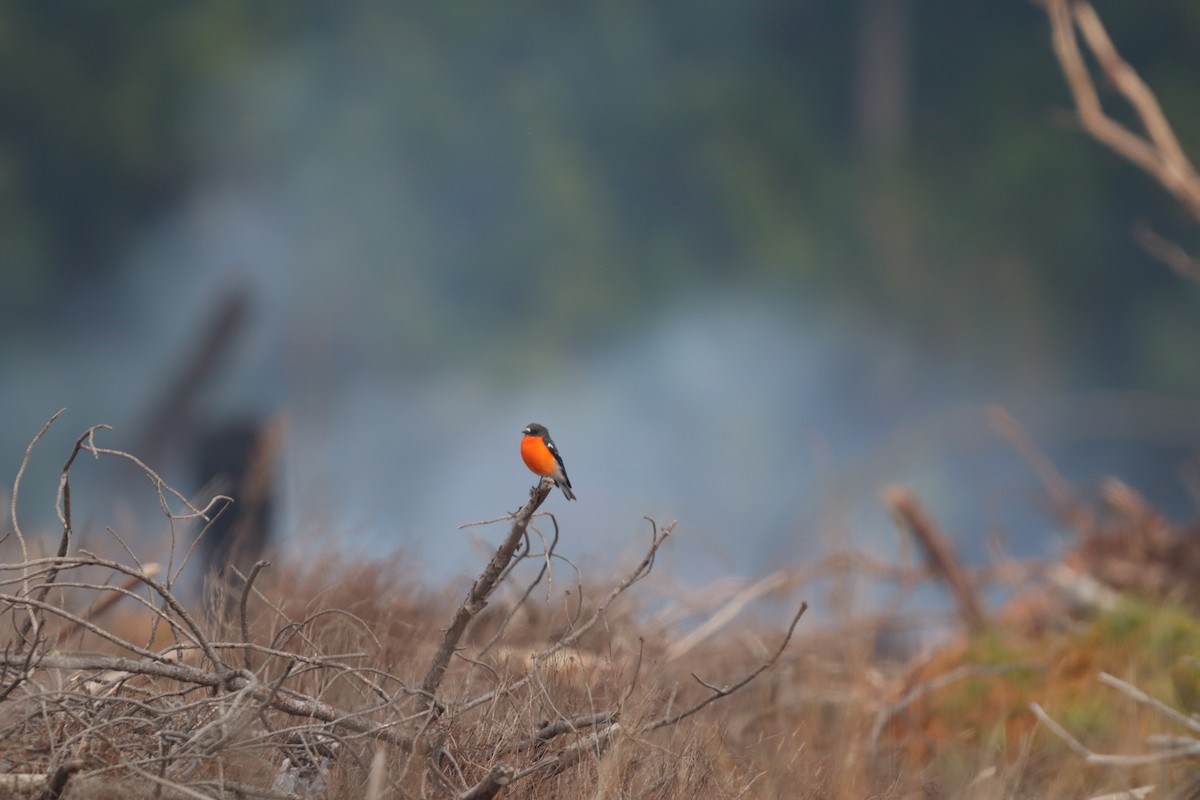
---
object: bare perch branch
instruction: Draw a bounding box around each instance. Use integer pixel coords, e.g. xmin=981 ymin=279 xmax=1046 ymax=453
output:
xmin=457 ymin=519 xmax=673 ymax=716
xmin=417 ymin=479 xmax=554 ymax=716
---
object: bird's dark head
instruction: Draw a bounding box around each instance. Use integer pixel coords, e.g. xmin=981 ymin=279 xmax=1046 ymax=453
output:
xmin=523 ymin=423 xmax=547 ymax=437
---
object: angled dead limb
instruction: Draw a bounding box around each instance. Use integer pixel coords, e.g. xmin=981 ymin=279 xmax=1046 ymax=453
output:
xmin=1134 ymin=222 xmax=1200 ymax=283
xmin=1031 ymin=670 xmax=1200 ymax=768
xmin=883 ymin=487 xmax=987 ymax=633
xmin=460 ymin=762 xmax=515 ymax=800
xmin=417 ymin=479 xmax=554 ymax=717
xmin=1042 ymin=0 xmax=1200 ymax=276
xmin=1031 ymin=701 xmax=1200 ymax=766
xmin=1045 ymin=0 xmax=1200 ymax=216
xmin=1097 ymin=672 xmax=1200 ymax=735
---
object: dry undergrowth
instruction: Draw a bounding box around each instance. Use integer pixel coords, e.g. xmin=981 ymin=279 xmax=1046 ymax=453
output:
xmin=3 ymin=416 xmax=1200 ymax=799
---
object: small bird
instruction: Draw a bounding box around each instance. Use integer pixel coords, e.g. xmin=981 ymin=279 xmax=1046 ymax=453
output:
xmin=521 ymin=423 xmax=576 ymax=500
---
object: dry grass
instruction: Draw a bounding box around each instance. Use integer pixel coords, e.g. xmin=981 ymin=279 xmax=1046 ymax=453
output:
xmin=3 ymin=418 xmax=1200 ymax=799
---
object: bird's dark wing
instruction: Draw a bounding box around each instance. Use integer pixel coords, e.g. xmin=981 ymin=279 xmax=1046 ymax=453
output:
xmin=543 ymin=435 xmax=559 ymax=459
xmin=544 ymin=436 xmax=569 ymax=477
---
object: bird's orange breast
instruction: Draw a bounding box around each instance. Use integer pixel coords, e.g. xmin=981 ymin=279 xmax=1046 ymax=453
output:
xmin=521 ymin=435 xmax=558 ymax=476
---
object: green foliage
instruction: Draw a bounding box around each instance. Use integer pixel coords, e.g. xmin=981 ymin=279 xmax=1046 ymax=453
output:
xmin=3 ymin=1 xmax=1200 ymax=388
xmin=1086 ymin=597 xmax=1200 ymax=663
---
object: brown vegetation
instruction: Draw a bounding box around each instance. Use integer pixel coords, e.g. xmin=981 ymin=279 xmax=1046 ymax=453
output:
xmin=4 ymin=414 xmax=1200 ymax=799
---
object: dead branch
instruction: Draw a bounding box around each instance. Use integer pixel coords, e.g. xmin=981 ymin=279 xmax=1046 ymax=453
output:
xmin=459 ymin=762 xmax=514 ymax=800
xmin=665 ymin=571 xmax=789 ymax=661
xmin=240 ymin=560 xmax=271 ymax=670
xmin=883 ymin=487 xmax=987 ymax=632
xmin=0 ymin=651 xmax=415 ymax=750
xmin=457 ymin=519 xmax=673 ymax=715
xmin=0 ymin=773 xmax=46 ymax=793
xmin=1031 ymin=701 xmax=1200 ymax=765
xmin=38 ymin=758 xmax=86 ymax=800
xmin=512 ymin=723 xmax=621 ymax=781
xmin=136 ymin=286 xmax=252 ymax=458
xmin=34 ymin=424 xmax=109 ymax=630
xmin=474 ymin=513 xmax=562 ymax=662
xmin=6 ymin=411 xmax=65 ymax=642
xmin=55 ymin=563 xmax=162 ymax=644
xmin=643 ymin=601 xmax=807 ymax=732
xmin=417 ymin=478 xmax=554 ymax=717
xmin=986 ymin=406 xmax=1075 ymax=513
xmin=1134 ymin=221 xmax=1200 ymax=282
xmin=1097 ymin=671 xmax=1200 ymax=735
xmin=1030 ymin=670 xmax=1200 ymax=769
xmin=1043 ymin=0 xmax=1200 ymax=274
xmin=1 ymin=424 xmax=819 ymax=798
xmin=1046 ymin=0 xmax=1200 ymax=215
xmin=499 ymin=709 xmax=619 ymax=755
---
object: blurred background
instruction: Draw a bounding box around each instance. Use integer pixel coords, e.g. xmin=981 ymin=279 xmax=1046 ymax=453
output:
xmin=3 ymin=2 xmax=1200 ymax=593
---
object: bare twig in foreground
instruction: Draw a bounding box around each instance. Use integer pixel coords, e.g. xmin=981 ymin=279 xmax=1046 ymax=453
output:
xmin=1031 ymin=702 xmax=1200 ymax=766
xmin=1097 ymin=672 xmax=1200 ymax=735
xmin=1031 ymin=670 xmax=1200 ymax=769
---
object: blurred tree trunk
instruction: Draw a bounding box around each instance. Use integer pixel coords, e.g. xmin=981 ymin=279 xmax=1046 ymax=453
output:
xmin=855 ymin=0 xmax=923 ymax=316
xmin=856 ymin=0 xmax=911 ymax=158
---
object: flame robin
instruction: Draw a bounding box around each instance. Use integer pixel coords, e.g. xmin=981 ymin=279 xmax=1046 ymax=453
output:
xmin=521 ymin=423 xmax=576 ymax=500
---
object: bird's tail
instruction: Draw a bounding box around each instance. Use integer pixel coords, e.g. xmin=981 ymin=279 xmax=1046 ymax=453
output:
xmin=558 ymin=480 xmax=577 ymax=501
